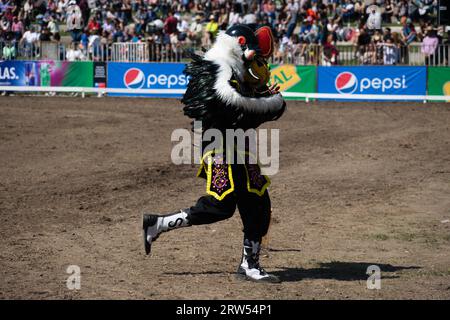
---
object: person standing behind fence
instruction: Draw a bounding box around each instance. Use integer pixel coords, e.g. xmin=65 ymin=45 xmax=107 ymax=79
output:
xmin=20 ymin=25 xmax=39 ymax=58
xmin=383 ymin=37 xmax=399 ymax=65
xmin=11 ymin=16 xmax=23 ymax=41
xmin=421 ymin=26 xmax=438 ymax=66
xmin=322 ymin=34 xmax=338 ymax=66
xmin=187 ymin=14 xmax=203 ymax=48
xmin=2 ymin=40 xmax=15 ymax=60
xmin=66 ymin=0 xmax=82 ymax=42
xmin=47 ymin=15 xmax=59 ymax=36
xmin=66 ymin=42 xmax=85 ymax=61
xmin=164 ymin=10 xmax=178 ymax=36
xmin=88 ymin=29 xmax=101 ymax=60
xmin=400 ymin=17 xmax=417 ymax=64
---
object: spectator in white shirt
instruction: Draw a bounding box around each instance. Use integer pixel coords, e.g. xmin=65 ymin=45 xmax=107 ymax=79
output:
xmin=47 ymin=15 xmax=59 ymax=35
xmin=88 ymin=30 xmax=101 ymax=60
xmin=383 ymin=37 xmax=399 ymax=65
xmin=20 ymin=26 xmax=40 ymax=57
xmin=228 ymin=7 xmax=241 ymax=26
xmin=366 ymin=4 xmax=382 ymax=34
xmin=66 ymin=42 xmax=86 ymax=61
xmin=56 ymin=0 xmax=68 ymax=21
xmin=187 ymin=15 xmax=203 ymax=47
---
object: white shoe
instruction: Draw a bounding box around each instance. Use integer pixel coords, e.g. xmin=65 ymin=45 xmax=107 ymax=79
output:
xmin=236 ymin=239 xmax=281 ymax=283
xmin=142 ymin=210 xmax=190 ymax=255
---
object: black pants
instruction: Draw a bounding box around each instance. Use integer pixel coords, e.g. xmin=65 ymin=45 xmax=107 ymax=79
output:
xmin=188 ymin=165 xmax=271 ymax=242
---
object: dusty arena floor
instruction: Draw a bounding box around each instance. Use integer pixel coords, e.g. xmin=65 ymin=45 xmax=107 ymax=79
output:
xmin=0 ymin=96 xmax=449 ymax=300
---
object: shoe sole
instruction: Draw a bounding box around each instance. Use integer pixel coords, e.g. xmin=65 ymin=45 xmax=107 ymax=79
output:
xmin=235 ymin=273 xmax=281 ymax=284
xmin=142 ymin=214 xmax=159 ymax=255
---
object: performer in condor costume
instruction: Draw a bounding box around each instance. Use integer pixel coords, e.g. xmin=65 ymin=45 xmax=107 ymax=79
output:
xmin=143 ymin=24 xmax=286 ymax=283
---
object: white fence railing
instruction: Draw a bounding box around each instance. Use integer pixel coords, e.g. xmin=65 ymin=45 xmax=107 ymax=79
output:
xmin=0 ymin=41 xmax=187 ymax=62
xmin=1 ymin=41 xmax=449 ymax=66
xmin=111 ymin=43 xmax=148 ymax=62
xmin=272 ymin=43 xmax=450 ymax=66
xmin=1 ymin=86 xmax=449 ymax=102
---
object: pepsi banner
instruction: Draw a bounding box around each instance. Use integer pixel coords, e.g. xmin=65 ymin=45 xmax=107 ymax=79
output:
xmin=107 ymin=62 xmax=189 ymax=97
xmin=318 ymin=66 xmax=427 ymax=100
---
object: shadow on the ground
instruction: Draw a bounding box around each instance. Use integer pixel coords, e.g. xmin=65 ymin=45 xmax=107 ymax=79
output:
xmin=163 ymin=261 xmax=420 ymax=283
xmin=272 ymin=261 xmax=421 ymax=282
xmin=266 ymin=247 xmax=302 ymax=253
xmin=164 ymin=270 xmax=235 ymax=276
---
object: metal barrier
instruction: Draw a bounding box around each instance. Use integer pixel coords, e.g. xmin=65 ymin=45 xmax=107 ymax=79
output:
xmin=1 ymin=40 xmax=448 ymax=66
xmin=273 ymin=43 xmax=449 ymax=66
xmin=111 ymin=42 xmax=148 ymax=62
xmin=334 ymin=43 xmax=449 ymax=66
xmin=0 ymin=41 xmax=110 ymax=61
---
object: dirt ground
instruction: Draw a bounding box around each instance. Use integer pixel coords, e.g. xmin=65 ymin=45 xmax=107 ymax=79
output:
xmin=0 ymin=96 xmax=449 ymax=300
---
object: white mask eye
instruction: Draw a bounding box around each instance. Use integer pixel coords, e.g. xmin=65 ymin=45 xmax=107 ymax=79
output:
xmin=247 ymin=67 xmax=260 ymax=80
xmin=244 ymin=49 xmax=256 ymax=60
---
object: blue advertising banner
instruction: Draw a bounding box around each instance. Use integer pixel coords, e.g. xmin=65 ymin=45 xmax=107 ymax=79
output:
xmin=0 ymin=60 xmax=39 ymax=86
xmin=318 ymin=66 xmax=427 ymax=100
xmin=107 ymin=62 xmax=189 ymax=97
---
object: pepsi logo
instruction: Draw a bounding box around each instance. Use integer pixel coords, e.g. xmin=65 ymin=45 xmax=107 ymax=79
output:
xmin=124 ymin=68 xmax=145 ymax=89
xmin=335 ymin=72 xmax=358 ymax=94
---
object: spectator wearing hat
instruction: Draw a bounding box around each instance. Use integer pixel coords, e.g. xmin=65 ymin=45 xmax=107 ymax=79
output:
xmin=203 ymin=14 xmax=218 ymax=47
xmin=421 ymin=26 xmax=438 ymax=65
xmin=366 ymin=3 xmax=382 ymax=35
xmin=187 ymin=14 xmax=203 ymax=47
xmin=66 ymin=0 xmax=82 ymax=42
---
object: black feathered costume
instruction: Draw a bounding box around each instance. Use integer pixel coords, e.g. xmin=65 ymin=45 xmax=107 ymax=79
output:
xmin=143 ymin=26 xmax=286 ymax=283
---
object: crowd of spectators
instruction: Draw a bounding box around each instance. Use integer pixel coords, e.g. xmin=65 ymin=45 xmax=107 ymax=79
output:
xmin=0 ymin=0 xmax=448 ymax=65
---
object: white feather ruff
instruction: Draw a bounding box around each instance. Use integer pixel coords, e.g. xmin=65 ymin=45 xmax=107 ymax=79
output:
xmin=204 ymin=32 xmax=284 ymax=115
